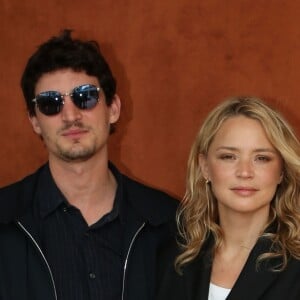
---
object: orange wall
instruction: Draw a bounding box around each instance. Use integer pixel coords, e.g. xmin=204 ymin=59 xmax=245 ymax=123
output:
xmin=1 ymin=1 xmax=300 ymax=199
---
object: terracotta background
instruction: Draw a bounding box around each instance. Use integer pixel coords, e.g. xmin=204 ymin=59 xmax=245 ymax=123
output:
xmin=1 ymin=1 xmax=300 ymax=199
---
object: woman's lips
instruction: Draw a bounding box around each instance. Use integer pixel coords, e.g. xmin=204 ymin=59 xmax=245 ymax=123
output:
xmin=231 ymin=187 xmax=258 ymax=196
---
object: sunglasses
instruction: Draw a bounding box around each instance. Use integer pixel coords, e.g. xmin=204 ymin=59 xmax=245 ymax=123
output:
xmin=32 ymin=84 xmax=101 ymax=116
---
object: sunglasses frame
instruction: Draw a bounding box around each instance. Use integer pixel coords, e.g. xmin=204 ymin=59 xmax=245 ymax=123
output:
xmin=32 ymin=84 xmax=101 ymax=116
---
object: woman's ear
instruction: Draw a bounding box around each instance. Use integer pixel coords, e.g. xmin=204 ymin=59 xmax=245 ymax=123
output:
xmin=278 ymin=170 xmax=284 ymax=184
xmin=198 ymin=153 xmax=209 ymax=181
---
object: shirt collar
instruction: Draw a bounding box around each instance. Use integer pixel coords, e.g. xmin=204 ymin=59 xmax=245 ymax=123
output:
xmin=37 ymin=162 xmax=125 ymax=222
xmin=37 ymin=164 xmax=66 ymax=219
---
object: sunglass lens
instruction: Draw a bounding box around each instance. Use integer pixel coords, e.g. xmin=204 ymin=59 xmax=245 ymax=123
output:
xmin=72 ymin=84 xmax=99 ymax=109
xmin=36 ymin=92 xmax=63 ymax=116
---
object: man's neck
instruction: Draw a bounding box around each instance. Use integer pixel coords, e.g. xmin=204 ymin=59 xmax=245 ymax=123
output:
xmin=48 ymin=156 xmax=117 ymax=225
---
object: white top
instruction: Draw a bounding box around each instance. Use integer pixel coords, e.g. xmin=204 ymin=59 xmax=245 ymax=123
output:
xmin=208 ymin=282 xmax=231 ymax=300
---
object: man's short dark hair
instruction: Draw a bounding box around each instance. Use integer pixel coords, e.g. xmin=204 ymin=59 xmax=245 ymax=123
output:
xmin=21 ymin=29 xmax=117 ymax=116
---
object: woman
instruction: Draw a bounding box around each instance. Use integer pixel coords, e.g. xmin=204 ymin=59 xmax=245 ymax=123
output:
xmin=157 ymin=96 xmax=300 ymax=300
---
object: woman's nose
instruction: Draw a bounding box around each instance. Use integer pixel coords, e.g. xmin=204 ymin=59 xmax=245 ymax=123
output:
xmin=236 ymin=159 xmax=254 ymax=178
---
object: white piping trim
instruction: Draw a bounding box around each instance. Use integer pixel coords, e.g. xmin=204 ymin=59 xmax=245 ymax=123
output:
xmin=17 ymin=221 xmax=57 ymax=300
xmin=121 ymin=222 xmax=146 ymax=300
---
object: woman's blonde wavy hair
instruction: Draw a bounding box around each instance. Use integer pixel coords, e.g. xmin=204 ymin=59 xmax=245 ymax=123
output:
xmin=175 ymin=96 xmax=300 ymax=272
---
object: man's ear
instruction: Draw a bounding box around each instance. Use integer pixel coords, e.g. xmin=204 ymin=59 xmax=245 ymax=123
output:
xmin=28 ymin=114 xmax=42 ymax=135
xmin=198 ymin=153 xmax=209 ymax=181
xmin=109 ymin=94 xmax=121 ymax=124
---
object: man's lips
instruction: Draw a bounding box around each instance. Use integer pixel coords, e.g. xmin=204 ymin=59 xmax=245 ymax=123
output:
xmin=61 ymin=128 xmax=88 ymax=137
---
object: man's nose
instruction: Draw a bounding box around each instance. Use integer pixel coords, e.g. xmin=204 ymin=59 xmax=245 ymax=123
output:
xmin=60 ymin=96 xmax=82 ymax=123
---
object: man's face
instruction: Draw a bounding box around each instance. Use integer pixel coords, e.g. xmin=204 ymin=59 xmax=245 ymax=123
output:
xmin=29 ymin=69 xmax=120 ymax=163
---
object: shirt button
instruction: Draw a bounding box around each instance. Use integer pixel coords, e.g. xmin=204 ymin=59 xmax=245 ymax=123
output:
xmin=89 ymin=272 xmax=96 ymax=279
xmin=62 ymin=207 xmax=68 ymax=212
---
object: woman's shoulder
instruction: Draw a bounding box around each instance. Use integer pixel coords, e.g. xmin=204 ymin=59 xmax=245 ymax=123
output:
xmin=156 ymin=238 xmax=213 ymax=300
xmin=156 ymin=239 xmax=186 ymax=299
xmin=157 ymin=236 xmax=214 ymax=282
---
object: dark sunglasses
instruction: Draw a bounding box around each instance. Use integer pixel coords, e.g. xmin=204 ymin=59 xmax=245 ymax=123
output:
xmin=32 ymin=84 xmax=101 ymax=116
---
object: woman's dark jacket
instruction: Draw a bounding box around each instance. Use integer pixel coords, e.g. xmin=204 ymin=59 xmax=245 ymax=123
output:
xmin=157 ymin=235 xmax=300 ymax=300
xmin=0 ymin=163 xmax=178 ymax=300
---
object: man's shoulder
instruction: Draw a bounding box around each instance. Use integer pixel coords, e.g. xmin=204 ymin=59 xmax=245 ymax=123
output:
xmin=121 ymin=173 xmax=179 ymax=224
xmin=0 ymin=167 xmax=41 ymax=196
xmin=0 ymin=166 xmax=44 ymax=222
xmin=124 ymin=174 xmax=178 ymax=203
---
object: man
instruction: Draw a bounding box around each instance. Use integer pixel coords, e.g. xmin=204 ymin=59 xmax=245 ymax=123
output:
xmin=0 ymin=30 xmax=177 ymax=300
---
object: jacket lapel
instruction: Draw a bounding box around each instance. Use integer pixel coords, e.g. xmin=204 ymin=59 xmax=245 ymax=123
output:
xmin=183 ymin=240 xmax=213 ymax=300
xmin=179 ymin=234 xmax=284 ymax=300
xmin=228 ymin=238 xmax=280 ymax=300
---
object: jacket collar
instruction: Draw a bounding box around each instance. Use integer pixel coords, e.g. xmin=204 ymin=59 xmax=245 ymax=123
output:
xmin=182 ymin=235 xmax=282 ymax=300
xmin=0 ymin=162 xmax=177 ymax=227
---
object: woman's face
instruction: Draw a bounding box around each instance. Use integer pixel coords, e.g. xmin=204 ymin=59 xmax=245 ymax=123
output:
xmin=199 ymin=116 xmax=283 ymax=219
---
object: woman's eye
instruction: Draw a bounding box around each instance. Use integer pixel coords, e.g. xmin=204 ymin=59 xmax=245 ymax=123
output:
xmin=219 ymin=154 xmax=235 ymax=160
xmin=256 ymin=156 xmax=271 ymax=162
